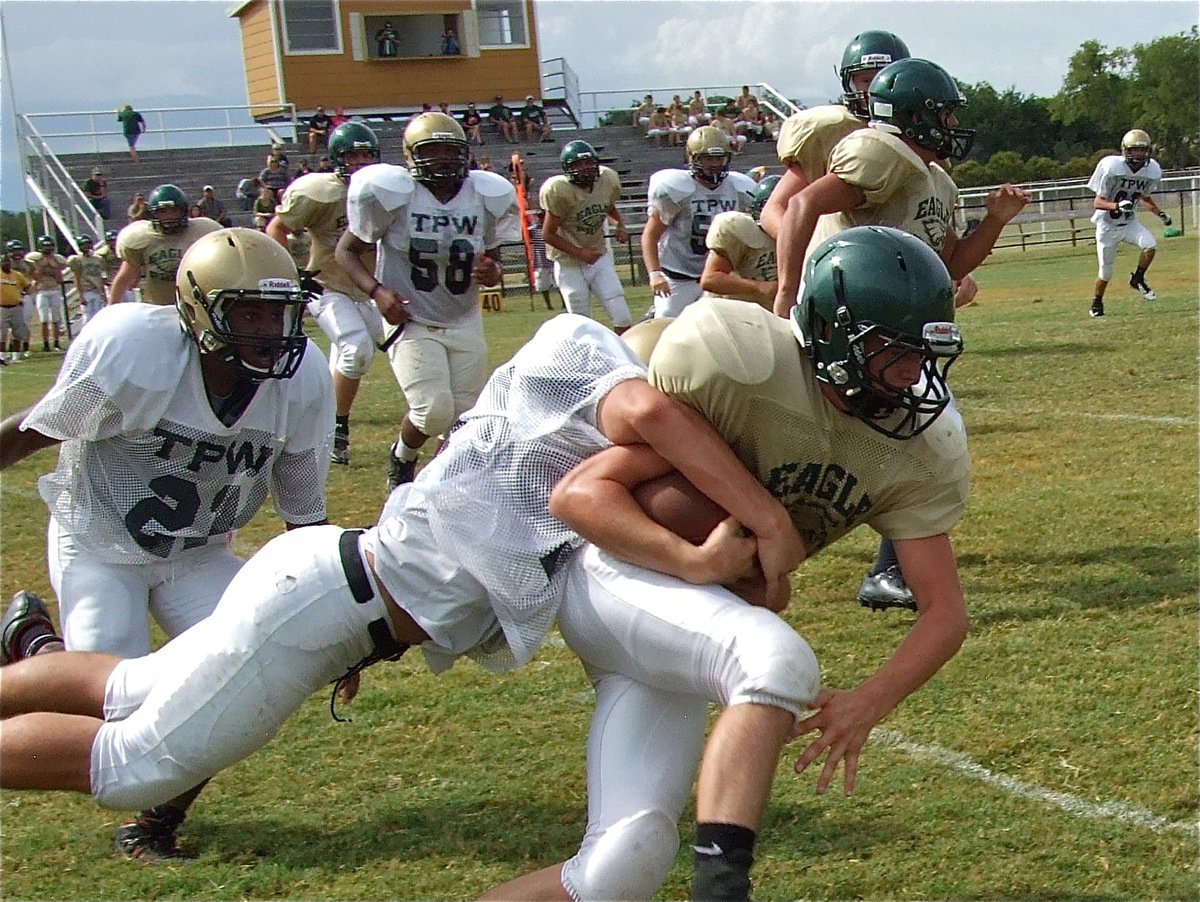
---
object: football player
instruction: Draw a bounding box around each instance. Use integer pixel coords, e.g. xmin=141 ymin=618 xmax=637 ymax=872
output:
xmin=268 ymin=121 xmax=382 ymax=465
xmin=698 ymin=174 xmax=780 ymax=308
xmin=335 ymin=112 xmax=519 ymax=491
xmin=1 ymin=310 xmax=794 ymax=866
xmin=539 ymin=140 xmax=632 ymax=332
xmin=66 ymin=234 xmax=108 ymax=324
xmin=487 ymin=227 xmax=972 ymax=902
xmin=0 ymin=251 xmax=33 ymax=364
xmin=641 ymin=126 xmax=757 ymax=318
xmin=772 ymin=58 xmax=1028 ymax=612
xmin=0 ymin=227 xmax=333 ymax=858
xmin=107 ymin=184 xmax=222 ymax=306
xmin=7 ymin=239 xmax=33 ymax=358
xmin=24 ymin=235 xmax=67 ymax=351
xmin=1086 ymin=128 xmax=1171 ymax=317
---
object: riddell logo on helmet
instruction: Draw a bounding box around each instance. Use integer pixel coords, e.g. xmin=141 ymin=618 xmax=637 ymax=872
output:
xmin=860 ymin=52 xmax=893 ymax=65
xmin=259 ymin=278 xmax=299 ymax=291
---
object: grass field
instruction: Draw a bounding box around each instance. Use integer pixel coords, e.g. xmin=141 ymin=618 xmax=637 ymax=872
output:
xmin=1 ymin=232 xmax=1197 ymax=900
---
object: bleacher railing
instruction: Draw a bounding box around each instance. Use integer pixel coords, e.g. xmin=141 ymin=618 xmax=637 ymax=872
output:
xmin=16 ymin=114 xmax=104 ymax=253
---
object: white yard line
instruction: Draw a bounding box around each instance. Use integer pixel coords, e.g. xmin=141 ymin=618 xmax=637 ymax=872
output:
xmin=962 ymin=402 xmax=1195 ymax=427
xmin=876 ymin=728 xmax=1198 ymax=837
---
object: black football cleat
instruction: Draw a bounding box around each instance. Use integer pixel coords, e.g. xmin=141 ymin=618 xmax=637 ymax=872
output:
xmin=1 ymin=590 xmax=59 ymax=664
xmin=115 ymin=805 xmax=189 ymax=861
xmin=857 ymin=566 xmax=917 ymax=612
xmin=386 ymin=444 xmax=417 ymax=493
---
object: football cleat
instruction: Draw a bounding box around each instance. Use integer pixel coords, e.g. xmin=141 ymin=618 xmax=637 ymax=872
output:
xmin=1 ymin=590 xmax=59 ymax=664
xmin=115 ymin=805 xmax=188 ymax=861
xmin=386 ymin=444 xmax=417 ymax=493
xmin=331 ymin=422 xmax=350 ymax=466
xmin=1129 ymin=273 xmax=1156 ymax=300
xmin=857 ymin=566 xmax=917 ymax=612
xmin=1089 ymin=299 xmax=1105 ymax=318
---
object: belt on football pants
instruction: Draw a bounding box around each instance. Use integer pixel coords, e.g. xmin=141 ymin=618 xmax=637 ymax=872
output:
xmin=662 ymin=268 xmax=699 ymax=282
xmin=338 ymin=528 xmax=409 ymax=662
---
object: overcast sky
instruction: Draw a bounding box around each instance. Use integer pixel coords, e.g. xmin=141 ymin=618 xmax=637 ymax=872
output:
xmin=2 ymin=0 xmax=1195 ymax=209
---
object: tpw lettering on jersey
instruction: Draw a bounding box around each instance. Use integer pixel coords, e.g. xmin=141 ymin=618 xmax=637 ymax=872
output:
xmin=1113 ymin=176 xmax=1154 ymax=193
xmin=151 ymin=426 xmax=275 ymax=475
xmin=690 ymin=197 xmax=739 ymax=215
xmin=765 ymin=460 xmax=873 ymax=523
xmin=412 ymin=212 xmax=479 ymax=235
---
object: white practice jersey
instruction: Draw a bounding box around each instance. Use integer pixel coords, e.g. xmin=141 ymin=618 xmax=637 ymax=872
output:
xmin=1088 ymin=155 xmax=1163 ymax=226
xmin=647 ymin=169 xmax=756 ymax=278
xmin=23 ymin=304 xmax=333 ymax=564
xmin=346 ymin=164 xmax=519 ymax=327
xmin=371 ymin=315 xmax=647 ymax=674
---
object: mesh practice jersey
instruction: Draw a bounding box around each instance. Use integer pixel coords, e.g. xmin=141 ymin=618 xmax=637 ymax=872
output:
xmin=647 ymin=169 xmax=756 ymax=278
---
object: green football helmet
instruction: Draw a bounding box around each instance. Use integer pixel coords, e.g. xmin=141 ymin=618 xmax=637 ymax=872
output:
xmin=328 ymin=121 xmax=380 ymax=181
xmin=37 ymin=235 xmax=55 ymax=252
xmin=839 ymin=31 xmax=910 ymax=118
xmin=76 ymin=234 xmax=94 ymax=252
xmin=791 ymin=225 xmax=962 ymax=440
xmin=6 ymin=239 xmax=25 ymax=255
xmin=147 ymin=184 xmax=190 ymax=234
xmin=868 ymin=58 xmax=974 ymax=161
xmin=560 ymin=140 xmax=600 ymax=189
xmin=749 ymin=174 xmax=782 ymax=220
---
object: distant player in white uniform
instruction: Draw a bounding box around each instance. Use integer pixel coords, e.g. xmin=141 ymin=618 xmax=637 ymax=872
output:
xmin=1086 ymin=128 xmax=1171 ymax=317
xmin=539 ymin=139 xmax=632 ymax=332
xmin=0 ymin=228 xmax=332 ymax=859
xmin=336 ymin=112 xmax=519 ymax=491
xmin=1 ymin=312 xmax=790 ymax=866
xmin=66 ymin=234 xmax=108 ymax=324
xmin=699 ymin=174 xmax=780 ymax=308
xmin=488 ymin=228 xmax=972 ymax=902
xmin=641 ymin=126 xmax=756 ymax=317
xmin=268 ymin=121 xmax=382 ymax=465
xmin=108 ymin=184 xmax=222 ymax=307
xmin=24 ymin=235 xmax=67 ymax=351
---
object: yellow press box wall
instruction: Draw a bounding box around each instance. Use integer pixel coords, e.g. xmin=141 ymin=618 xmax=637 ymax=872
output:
xmin=231 ymin=0 xmax=544 ymax=117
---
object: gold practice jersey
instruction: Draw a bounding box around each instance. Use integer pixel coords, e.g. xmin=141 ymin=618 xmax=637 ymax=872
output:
xmin=776 ymin=104 xmax=861 ymax=178
xmin=116 ymin=218 xmax=223 ymax=305
xmin=806 ymin=127 xmax=958 ymax=264
xmin=538 ymin=167 xmax=622 ymax=263
xmin=67 ymin=253 xmax=106 ymax=293
xmin=273 ymin=172 xmax=373 ymax=299
xmin=648 ymin=298 xmax=969 ymax=552
xmin=23 ymin=252 xmax=67 ymax=291
xmin=704 ymin=211 xmax=776 ymax=302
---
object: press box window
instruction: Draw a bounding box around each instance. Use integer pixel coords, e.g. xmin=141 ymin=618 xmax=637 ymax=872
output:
xmin=477 ymin=0 xmax=528 ymax=48
xmin=282 ymin=0 xmax=342 ymax=54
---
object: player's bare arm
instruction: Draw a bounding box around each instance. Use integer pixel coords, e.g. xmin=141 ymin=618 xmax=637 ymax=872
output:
xmin=594 ymin=378 xmax=805 ymax=596
xmin=106 ymin=260 xmax=142 ymax=306
xmin=758 ymin=163 xmax=809 ymax=240
xmin=607 ymin=206 xmax=629 ymax=244
xmin=334 ymin=229 xmax=408 ymax=325
xmin=792 ymin=532 xmax=968 ymax=796
xmin=773 ymin=172 xmax=861 ymax=316
xmin=550 ymin=442 xmax=757 ymax=586
xmin=264 ymin=214 xmax=292 ymax=249
xmin=0 ymin=407 xmax=60 ymax=469
xmin=543 ymin=210 xmax=600 ymax=264
xmin=701 ymin=249 xmax=777 ymax=306
xmin=640 ymin=211 xmax=671 ymax=297
xmin=943 ymin=184 xmax=1029 ymax=280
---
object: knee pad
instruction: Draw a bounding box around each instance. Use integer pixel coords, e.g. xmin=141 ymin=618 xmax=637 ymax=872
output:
xmin=413 ymin=392 xmax=456 ymax=438
xmin=563 ymin=808 xmax=679 ymax=901
xmin=725 ymin=610 xmax=820 ymax=716
xmin=332 ymin=336 xmax=374 ymax=379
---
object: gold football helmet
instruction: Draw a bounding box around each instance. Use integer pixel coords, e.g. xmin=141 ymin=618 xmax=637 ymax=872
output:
xmin=1120 ymin=129 xmax=1152 ymax=171
xmin=176 ymin=228 xmax=308 ymax=381
xmin=404 ymin=112 xmax=470 ymax=187
xmin=686 ymin=126 xmax=732 ymax=185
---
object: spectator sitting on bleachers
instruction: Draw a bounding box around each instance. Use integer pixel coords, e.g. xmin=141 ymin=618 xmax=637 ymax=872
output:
xmin=463 ymin=103 xmax=484 ymax=145
xmin=487 ymin=95 xmax=518 ymax=144
xmin=126 ymin=192 xmax=149 ymax=222
xmin=634 ymin=94 xmax=655 ymax=132
xmin=266 ymin=143 xmax=289 ymax=174
xmin=196 ymin=185 xmax=232 ymax=227
xmin=83 ymin=169 xmax=111 ymax=220
xmin=735 ymin=84 xmax=756 ymax=113
xmin=236 ymin=177 xmax=258 ymax=212
xmin=317 ymin=156 xmax=334 ymax=173
xmin=519 ymin=95 xmax=552 ymax=143
xmin=307 ymin=106 xmax=332 ymax=153
xmin=687 ymin=90 xmax=711 ymax=128
xmin=330 ymin=107 xmax=349 ymax=128
xmin=258 ymin=155 xmax=291 ymax=201
xmin=669 ymin=104 xmax=692 ymax=147
xmin=646 ymin=106 xmax=672 ymax=147
xmin=711 ymin=108 xmax=747 ymax=154
xmin=253 ymin=185 xmax=277 ymax=231
xmin=737 ymin=98 xmax=767 ymax=143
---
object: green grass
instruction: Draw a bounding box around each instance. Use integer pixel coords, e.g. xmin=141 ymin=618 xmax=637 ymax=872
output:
xmin=1 ymin=236 xmax=1197 ymax=900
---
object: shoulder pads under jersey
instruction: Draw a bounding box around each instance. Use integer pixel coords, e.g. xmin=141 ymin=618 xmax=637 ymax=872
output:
xmin=648 ymin=168 xmax=696 ymax=205
xmin=348 ymin=163 xmax=415 ymax=213
xmin=469 ymin=169 xmax=519 ymax=216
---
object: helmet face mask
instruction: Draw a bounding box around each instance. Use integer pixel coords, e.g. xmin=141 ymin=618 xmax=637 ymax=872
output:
xmin=328 ymin=121 xmax=380 ymax=182
xmin=792 ymin=225 xmax=962 ymax=440
xmin=147 ymin=184 xmax=190 ymax=234
xmin=1121 ymin=129 xmax=1152 ymax=171
xmin=404 ymin=113 xmax=470 ymax=188
xmin=176 ymin=228 xmax=309 ymax=382
xmin=76 ymin=234 xmax=94 ymax=253
xmin=839 ymin=30 xmax=910 ymax=118
xmin=749 ymin=174 xmax=782 ymax=220
xmin=37 ymin=235 xmax=55 ymax=252
xmin=561 ymin=140 xmax=600 ymax=189
xmin=868 ymin=58 xmax=975 ymax=161
xmin=687 ymin=126 xmax=732 ymax=186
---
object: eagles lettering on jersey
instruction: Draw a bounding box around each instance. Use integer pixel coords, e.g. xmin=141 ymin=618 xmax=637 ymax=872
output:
xmin=705 ymin=211 xmax=777 ymax=290
xmin=648 ymin=299 xmax=968 ymax=553
xmin=116 ymin=218 xmax=222 ymax=305
xmin=274 ymin=172 xmax=372 ymax=299
xmin=68 ymin=254 xmax=107 ymax=292
xmin=539 ymin=168 xmax=622 ymax=263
